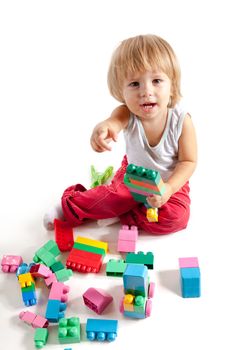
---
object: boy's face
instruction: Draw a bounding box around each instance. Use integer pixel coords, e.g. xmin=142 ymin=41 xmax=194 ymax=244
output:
xmin=122 ymin=70 xmax=172 ymax=120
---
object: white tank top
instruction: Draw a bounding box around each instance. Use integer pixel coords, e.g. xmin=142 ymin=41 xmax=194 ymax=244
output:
xmin=123 ymin=104 xmax=187 ymax=181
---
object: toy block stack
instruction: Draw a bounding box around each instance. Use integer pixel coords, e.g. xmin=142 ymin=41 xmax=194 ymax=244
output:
xmin=18 ymin=271 xmax=37 ymax=306
xmin=126 ymin=251 xmax=154 ymax=269
xmin=66 ymin=236 xmax=108 ymax=273
xmin=45 ymin=281 xmax=70 ymax=322
xmin=179 ymin=257 xmax=201 ymax=298
xmin=117 ymin=225 xmax=138 ymax=253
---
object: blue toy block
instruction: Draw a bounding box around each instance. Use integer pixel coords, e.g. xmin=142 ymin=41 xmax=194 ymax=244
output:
xmin=86 ymin=319 xmax=118 ymax=342
xmin=22 ymin=289 xmax=37 ymax=306
xmin=123 ymin=264 xmax=148 ymax=296
xmin=16 ymin=262 xmax=36 ymax=277
xmin=45 ymin=299 xmax=67 ymax=322
xmin=180 ymin=267 xmax=201 ymax=298
xmin=123 ymin=310 xmax=146 ymax=319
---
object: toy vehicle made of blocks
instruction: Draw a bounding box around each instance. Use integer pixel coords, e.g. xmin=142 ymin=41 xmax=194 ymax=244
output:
xmin=120 ymin=263 xmax=155 ymax=319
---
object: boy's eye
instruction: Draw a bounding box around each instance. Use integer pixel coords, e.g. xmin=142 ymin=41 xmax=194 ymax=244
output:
xmin=153 ymin=79 xmax=162 ymax=84
xmin=129 ymin=81 xmax=139 ymax=87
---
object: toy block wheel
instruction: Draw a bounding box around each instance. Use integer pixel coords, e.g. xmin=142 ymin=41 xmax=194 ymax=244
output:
xmin=119 ymin=297 xmax=124 ymax=313
xmin=148 ymin=282 xmax=155 ymax=298
xmin=145 ymin=299 xmax=152 ymax=317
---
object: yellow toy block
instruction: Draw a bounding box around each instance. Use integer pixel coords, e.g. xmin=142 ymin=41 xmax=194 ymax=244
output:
xmin=18 ymin=273 xmax=35 ymax=288
xmin=123 ymin=294 xmax=134 ymax=311
xmin=75 ymin=236 xmax=108 ymax=253
xmin=146 ymin=208 xmax=158 ymax=222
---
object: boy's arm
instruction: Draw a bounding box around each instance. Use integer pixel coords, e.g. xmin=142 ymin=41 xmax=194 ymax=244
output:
xmin=90 ymin=105 xmax=130 ymax=152
xmin=147 ymin=115 xmax=197 ymax=208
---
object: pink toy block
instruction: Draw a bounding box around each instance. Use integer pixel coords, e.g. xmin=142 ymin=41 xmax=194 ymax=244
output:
xmin=44 ymin=273 xmax=58 ymax=287
xmin=19 ymin=311 xmax=49 ymax=328
xmin=117 ymin=225 xmax=138 ymax=253
xmin=83 ymin=287 xmax=113 ymax=314
xmin=30 ymin=264 xmax=52 ymax=278
xmin=48 ymin=281 xmax=70 ymax=302
xmin=1 ymin=255 xmax=23 ymax=273
xmin=179 ymin=257 xmax=199 ymax=268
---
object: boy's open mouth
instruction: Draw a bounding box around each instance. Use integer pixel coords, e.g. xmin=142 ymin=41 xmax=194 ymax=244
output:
xmin=140 ymin=103 xmax=157 ymax=110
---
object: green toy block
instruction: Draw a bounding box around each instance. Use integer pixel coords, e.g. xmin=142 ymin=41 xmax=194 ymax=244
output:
xmin=126 ymin=252 xmax=154 ymax=269
xmin=73 ymin=242 xmax=106 ymax=256
xmin=43 ymin=240 xmax=60 ymax=257
xmin=21 ymin=282 xmax=36 ymax=293
xmin=34 ymin=328 xmax=48 ymax=348
xmin=33 ymin=248 xmax=57 ymax=267
xmin=55 ymin=268 xmax=73 ymax=282
xmin=133 ymin=295 xmax=146 ymax=314
xmin=126 ymin=163 xmax=161 ymax=183
xmin=50 ymin=261 xmax=65 ymax=272
xmin=124 ymin=176 xmax=164 ymax=196
xmin=58 ymin=317 xmax=81 ymax=344
xmin=106 ymin=259 xmax=127 ymax=277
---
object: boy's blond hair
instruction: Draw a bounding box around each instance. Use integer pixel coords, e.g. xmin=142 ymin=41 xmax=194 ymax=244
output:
xmin=107 ymin=34 xmax=181 ymax=107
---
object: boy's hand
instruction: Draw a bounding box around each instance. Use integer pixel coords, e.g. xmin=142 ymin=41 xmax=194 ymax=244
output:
xmin=90 ymin=124 xmax=118 ymax=152
xmin=146 ymin=183 xmax=173 ymax=208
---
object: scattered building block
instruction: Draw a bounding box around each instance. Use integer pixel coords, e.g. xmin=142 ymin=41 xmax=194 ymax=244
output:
xmin=1 ymin=255 xmax=23 ymax=273
xmin=126 ymin=251 xmax=154 ymax=269
xmin=48 ymin=282 xmax=70 ymax=302
xmin=83 ymin=287 xmax=113 ymax=314
xmin=179 ymin=257 xmax=201 ymax=298
xmin=54 ymin=218 xmax=74 ymax=252
xmin=34 ymin=327 xmax=48 ymax=348
xmin=58 ymin=317 xmax=81 ymax=344
xmin=117 ymin=225 xmax=138 ymax=253
xmin=30 ymin=264 xmax=52 ymax=278
xmin=19 ymin=310 xmax=49 ymax=328
xmin=106 ymin=259 xmax=127 ymax=277
xmin=86 ymin=318 xmax=118 ymax=342
xmin=45 ymin=299 xmax=67 ymax=322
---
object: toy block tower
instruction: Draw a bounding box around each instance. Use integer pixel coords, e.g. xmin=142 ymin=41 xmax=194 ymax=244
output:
xmin=66 ymin=236 xmax=108 ymax=273
xmin=117 ymin=225 xmax=138 ymax=253
xmin=179 ymin=257 xmax=201 ymax=298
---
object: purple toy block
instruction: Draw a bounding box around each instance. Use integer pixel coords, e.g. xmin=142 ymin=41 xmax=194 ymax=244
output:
xmin=44 ymin=273 xmax=58 ymax=287
xmin=49 ymin=282 xmax=70 ymax=302
xmin=30 ymin=264 xmax=52 ymax=278
xmin=117 ymin=225 xmax=138 ymax=253
xmin=1 ymin=255 xmax=23 ymax=273
xmin=19 ymin=311 xmax=49 ymax=328
xmin=83 ymin=287 xmax=113 ymax=314
xmin=179 ymin=257 xmax=199 ymax=268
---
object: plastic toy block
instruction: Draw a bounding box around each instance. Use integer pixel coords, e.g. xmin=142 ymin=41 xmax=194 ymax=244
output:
xmin=1 ymin=255 xmax=23 ymax=273
xmin=30 ymin=264 xmax=52 ymax=278
xmin=18 ymin=272 xmax=35 ymax=288
xmin=73 ymin=242 xmax=106 ymax=256
xmin=45 ymin=299 xmax=67 ymax=322
xmin=123 ymin=310 xmax=146 ymax=319
xmin=49 ymin=282 xmax=70 ymax=302
xmin=91 ymin=165 xmax=114 ymax=188
xmin=117 ymin=225 xmax=138 ymax=253
xmin=55 ymin=268 xmax=73 ymax=282
xmin=106 ymin=259 xmax=127 ymax=276
xmin=58 ymin=317 xmax=81 ymax=344
xmin=123 ymin=264 xmax=148 ymax=296
xmin=50 ymin=261 xmax=65 ymax=272
xmin=66 ymin=248 xmax=104 ymax=273
xmin=179 ymin=257 xmax=199 ymax=268
xmin=126 ymin=251 xmax=154 ymax=269
xmin=123 ymin=294 xmax=134 ymax=311
xmin=54 ymin=218 xmax=74 ymax=252
xmin=21 ymin=283 xmax=36 ymax=293
xmin=33 ymin=248 xmax=57 ymax=267
xmin=86 ymin=318 xmax=118 ymax=342
xmin=16 ymin=262 xmax=35 ymax=276
xmin=180 ymin=267 xmax=201 ymax=298
xmin=22 ymin=289 xmax=37 ymax=306
xmin=44 ymin=273 xmax=58 ymax=287
xmin=146 ymin=207 xmax=158 ymax=222
xmin=75 ymin=236 xmax=108 ymax=253
xmin=43 ymin=240 xmax=61 ymax=257
xmin=83 ymin=287 xmax=113 ymax=314
xmin=19 ymin=311 xmax=49 ymax=328
xmin=34 ymin=328 xmax=48 ymax=348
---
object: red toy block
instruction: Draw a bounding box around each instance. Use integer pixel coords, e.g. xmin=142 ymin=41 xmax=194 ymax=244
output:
xmin=1 ymin=255 xmax=23 ymax=273
xmin=66 ymin=249 xmax=104 ymax=273
xmin=19 ymin=310 xmax=49 ymax=328
xmin=48 ymin=282 xmax=70 ymax=302
xmin=83 ymin=287 xmax=113 ymax=314
xmin=54 ymin=219 xmax=74 ymax=252
xmin=30 ymin=264 xmax=52 ymax=278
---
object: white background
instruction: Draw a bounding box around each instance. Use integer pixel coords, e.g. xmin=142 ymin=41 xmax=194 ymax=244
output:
xmin=0 ymin=0 xmax=233 ymax=349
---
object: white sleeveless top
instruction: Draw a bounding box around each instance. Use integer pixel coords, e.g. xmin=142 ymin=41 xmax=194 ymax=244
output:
xmin=123 ymin=104 xmax=187 ymax=181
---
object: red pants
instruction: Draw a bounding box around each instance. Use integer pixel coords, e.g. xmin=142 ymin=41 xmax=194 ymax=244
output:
xmin=61 ymin=156 xmax=191 ymax=235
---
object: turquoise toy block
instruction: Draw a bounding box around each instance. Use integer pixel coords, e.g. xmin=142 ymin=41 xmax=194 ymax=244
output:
xmin=46 ymin=299 xmax=67 ymax=322
xmin=123 ymin=264 xmax=148 ymax=297
xmin=58 ymin=317 xmax=81 ymax=344
xmin=34 ymin=328 xmax=48 ymax=348
xmin=123 ymin=310 xmax=146 ymax=319
xmin=43 ymin=240 xmax=60 ymax=257
xmin=55 ymin=268 xmax=73 ymax=282
xmin=50 ymin=261 xmax=65 ymax=272
xmin=180 ymin=267 xmax=201 ymax=298
xmin=22 ymin=289 xmax=37 ymax=306
xmin=86 ymin=318 xmax=118 ymax=342
xmin=106 ymin=259 xmax=127 ymax=277
xmin=126 ymin=252 xmax=154 ymax=269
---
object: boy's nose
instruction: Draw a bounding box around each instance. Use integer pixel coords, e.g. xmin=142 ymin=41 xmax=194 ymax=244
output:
xmin=139 ymin=84 xmax=153 ymax=98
